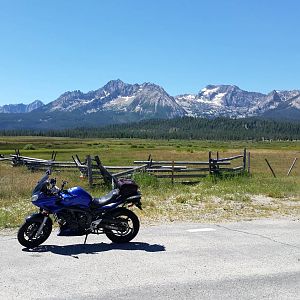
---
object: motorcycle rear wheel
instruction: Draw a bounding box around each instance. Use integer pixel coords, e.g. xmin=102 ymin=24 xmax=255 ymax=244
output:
xmin=17 ymin=220 xmax=52 ymax=248
xmin=105 ymin=208 xmax=140 ymax=243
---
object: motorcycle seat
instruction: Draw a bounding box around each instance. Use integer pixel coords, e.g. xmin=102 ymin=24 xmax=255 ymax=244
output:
xmin=92 ymin=189 xmax=120 ymax=206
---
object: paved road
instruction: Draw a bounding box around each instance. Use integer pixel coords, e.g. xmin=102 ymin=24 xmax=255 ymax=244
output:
xmin=0 ymin=219 xmax=299 ymax=299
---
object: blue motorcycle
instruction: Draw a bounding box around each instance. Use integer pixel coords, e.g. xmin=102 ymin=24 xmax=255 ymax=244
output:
xmin=17 ymin=170 xmax=142 ymax=248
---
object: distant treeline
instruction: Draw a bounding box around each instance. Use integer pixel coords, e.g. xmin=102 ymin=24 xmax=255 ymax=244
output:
xmin=1 ymin=117 xmax=300 ymax=140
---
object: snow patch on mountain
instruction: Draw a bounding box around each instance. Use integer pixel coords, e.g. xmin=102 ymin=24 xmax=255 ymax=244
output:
xmin=103 ymin=95 xmax=135 ymax=111
xmin=197 ymin=92 xmax=227 ymax=106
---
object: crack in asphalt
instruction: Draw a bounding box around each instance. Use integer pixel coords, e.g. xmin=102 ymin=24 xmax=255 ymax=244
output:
xmin=215 ymin=224 xmax=300 ymax=251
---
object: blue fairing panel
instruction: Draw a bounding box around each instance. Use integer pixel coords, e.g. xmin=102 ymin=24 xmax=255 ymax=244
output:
xmin=32 ymin=187 xmax=92 ymax=212
xmin=66 ymin=187 xmax=92 ymax=207
xmin=32 ymin=195 xmax=62 ymax=211
xmin=26 ymin=213 xmax=53 ymax=226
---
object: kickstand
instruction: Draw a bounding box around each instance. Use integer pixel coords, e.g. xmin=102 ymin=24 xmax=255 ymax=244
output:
xmin=84 ymin=233 xmax=89 ymax=245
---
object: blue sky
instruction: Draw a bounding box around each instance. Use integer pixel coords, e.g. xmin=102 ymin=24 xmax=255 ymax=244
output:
xmin=0 ymin=0 xmax=300 ymax=105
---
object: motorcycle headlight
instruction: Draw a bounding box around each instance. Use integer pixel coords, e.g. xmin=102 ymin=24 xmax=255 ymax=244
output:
xmin=31 ymin=194 xmax=39 ymax=202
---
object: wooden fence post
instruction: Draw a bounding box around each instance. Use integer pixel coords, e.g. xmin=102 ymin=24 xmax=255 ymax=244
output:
xmin=94 ymin=155 xmax=113 ymax=185
xmin=171 ymin=160 xmax=175 ymax=184
xmin=265 ymin=158 xmax=276 ymax=178
xmin=208 ymin=151 xmax=212 ymax=175
xmin=287 ymin=158 xmax=297 ymax=176
xmin=87 ymin=155 xmax=93 ymax=187
xmin=216 ymin=151 xmax=220 ymax=171
xmin=247 ymin=152 xmax=251 ymax=175
xmin=147 ymin=154 xmax=152 ymax=170
xmin=243 ymin=148 xmax=246 ymax=172
xmin=51 ymin=151 xmax=57 ymax=161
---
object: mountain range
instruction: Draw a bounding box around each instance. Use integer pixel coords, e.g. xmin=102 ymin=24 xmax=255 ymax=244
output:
xmin=0 ymin=100 xmax=44 ymax=114
xmin=1 ymin=79 xmax=300 ymax=129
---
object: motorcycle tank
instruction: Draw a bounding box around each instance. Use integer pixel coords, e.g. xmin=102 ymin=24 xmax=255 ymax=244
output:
xmin=62 ymin=186 xmax=92 ymax=208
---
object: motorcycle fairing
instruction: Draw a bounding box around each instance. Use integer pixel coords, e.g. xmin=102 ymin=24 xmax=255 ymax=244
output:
xmin=32 ymin=187 xmax=92 ymax=212
xmin=25 ymin=212 xmax=53 ymax=227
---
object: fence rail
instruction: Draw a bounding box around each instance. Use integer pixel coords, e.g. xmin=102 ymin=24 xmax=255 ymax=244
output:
xmin=133 ymin=160 xmax=231 ymax=165
xmin=72 ymin=149 xmax=249 ymax=186
xmin=0 ymin=148 xmax=250 ymax=186
xmin=212 ymin=154 xmax=244 ymax=162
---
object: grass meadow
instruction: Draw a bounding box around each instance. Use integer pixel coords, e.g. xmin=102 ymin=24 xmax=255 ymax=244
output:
xmin=0 ymin=137 xmax=299 ymax=228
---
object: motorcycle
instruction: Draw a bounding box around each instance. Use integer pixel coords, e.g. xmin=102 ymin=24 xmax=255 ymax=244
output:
xmin=17 ymin=170 xmax=142 ymax=248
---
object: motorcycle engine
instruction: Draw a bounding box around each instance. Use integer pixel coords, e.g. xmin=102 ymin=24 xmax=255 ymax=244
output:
xmin=56 ymin=210 xmax=90 ymax=231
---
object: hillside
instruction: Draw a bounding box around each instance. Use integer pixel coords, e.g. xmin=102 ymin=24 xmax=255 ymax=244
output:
xmin=1 ymin=117 xmax=299 ymax=141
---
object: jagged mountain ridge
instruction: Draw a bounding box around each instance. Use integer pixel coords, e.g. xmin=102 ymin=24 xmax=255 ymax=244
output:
xmin=42 ymin=81 xmax=300 ymax=119
xmin=0 ymin=100 xmax=44 ymax=113
xmin=1 ymin=81 xmax=300 ymax=127
xmin=175 ymin=85 xmax=300 ymax=118
xmin=41 ymin=79 xmax=185 ymax=119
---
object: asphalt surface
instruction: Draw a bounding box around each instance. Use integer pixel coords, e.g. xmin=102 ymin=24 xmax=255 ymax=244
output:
xmin=0 ymin=219 xmax=299 ymax=300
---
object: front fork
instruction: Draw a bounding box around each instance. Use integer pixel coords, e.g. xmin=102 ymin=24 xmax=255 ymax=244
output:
xmin=25 ymin=210 xmax=51 ymax=238
xmin=35 ymin=216 xmax=49 ymax=238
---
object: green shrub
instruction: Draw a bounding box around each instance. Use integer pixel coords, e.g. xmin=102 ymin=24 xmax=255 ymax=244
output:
xmin=23 ymin=144 xmax=36 ymax=150
xmin=133 ymin=172 xmax=159 ymax=189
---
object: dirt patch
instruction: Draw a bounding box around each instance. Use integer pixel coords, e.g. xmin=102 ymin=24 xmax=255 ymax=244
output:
xmin=251 ymin=195 xmax=274 ymax=205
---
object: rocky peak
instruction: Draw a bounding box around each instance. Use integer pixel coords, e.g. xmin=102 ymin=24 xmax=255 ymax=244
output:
xmin=138 ymin=82 xmax=169 ymax=96
xmin=94 ymin=79 xmax=139 ymax=99
xmin=0 ymin=100 xmax=44 ymax=113
xmin=102 ymin=79 xmax=126 ymax=92
xmin=276 ymin=90 xmax=300 ymax=101
xmin=26 ymin=100 xmax=44 ymax=111
xmin=199 ymin=84 xmax=239 ymax=95
xmin=269 ymin=90 xmax=281 ymax=101
xmin=197 ymin=84 xmax=265 ymax=108
xmin=58 ymin=90 xmax=84 ymax=101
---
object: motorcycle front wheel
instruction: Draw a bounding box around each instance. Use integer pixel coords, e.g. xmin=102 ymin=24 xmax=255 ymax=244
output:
xmin=105 ymin=208 xmax=140 ymax=243
xmin=17 ymin=220 xmax=52 ymax=248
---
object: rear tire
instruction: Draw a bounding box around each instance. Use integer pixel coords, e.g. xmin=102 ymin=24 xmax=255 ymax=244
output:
xmin=17 ymin=220 xmax=52 ymax=248
xmin=105 ymin=208 xmax=140 ymax=243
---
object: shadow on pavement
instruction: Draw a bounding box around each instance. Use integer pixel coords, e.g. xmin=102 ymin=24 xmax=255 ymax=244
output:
xmin=22 ymin=242 xmax=166 ymax=257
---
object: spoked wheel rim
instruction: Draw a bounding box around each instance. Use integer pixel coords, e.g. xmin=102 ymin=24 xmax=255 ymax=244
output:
xmin=24 ymin=222 xmax=40 ymax=241
xmin=111 ymin=215 xmax=134 ymax=237
xmin=105 ymin=208 xmax=140 ymax=243
xmin=18 ymin=220 xmax=52 ymax=248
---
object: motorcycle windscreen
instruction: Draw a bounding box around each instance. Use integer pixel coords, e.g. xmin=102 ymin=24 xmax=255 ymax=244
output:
xmin=32 ymin=173 xmax=49 ymax=195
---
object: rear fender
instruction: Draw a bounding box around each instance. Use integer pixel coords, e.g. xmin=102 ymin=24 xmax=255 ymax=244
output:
xmin=126 ymin=194 xmax=141 ymax=201
xmin=125 ymin=194 xmax=142 ymax=210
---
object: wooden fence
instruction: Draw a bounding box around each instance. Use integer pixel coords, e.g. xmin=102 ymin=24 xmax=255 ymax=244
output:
xmin=0 ymin=149 xmax=250 ymax=187
xmin=75 ymin=149 xmax=250 ymax=186
xmin=133 ymin=149 xmax=249 ymax=184
xmin=2 ymin=150 xmax=78 ymax=171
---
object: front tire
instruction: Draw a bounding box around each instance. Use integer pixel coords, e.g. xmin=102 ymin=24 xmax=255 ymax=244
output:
xmin=105 ymin=208 xmax=140 ymax=243
xmin=17 ymin=220 xmax=52 ymax=248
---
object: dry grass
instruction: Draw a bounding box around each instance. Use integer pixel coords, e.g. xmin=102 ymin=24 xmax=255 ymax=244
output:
xmin=0 ymin=137 xmax=300 ymax=228
xmin=136 ymin=175 xmax=300 ymax=224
